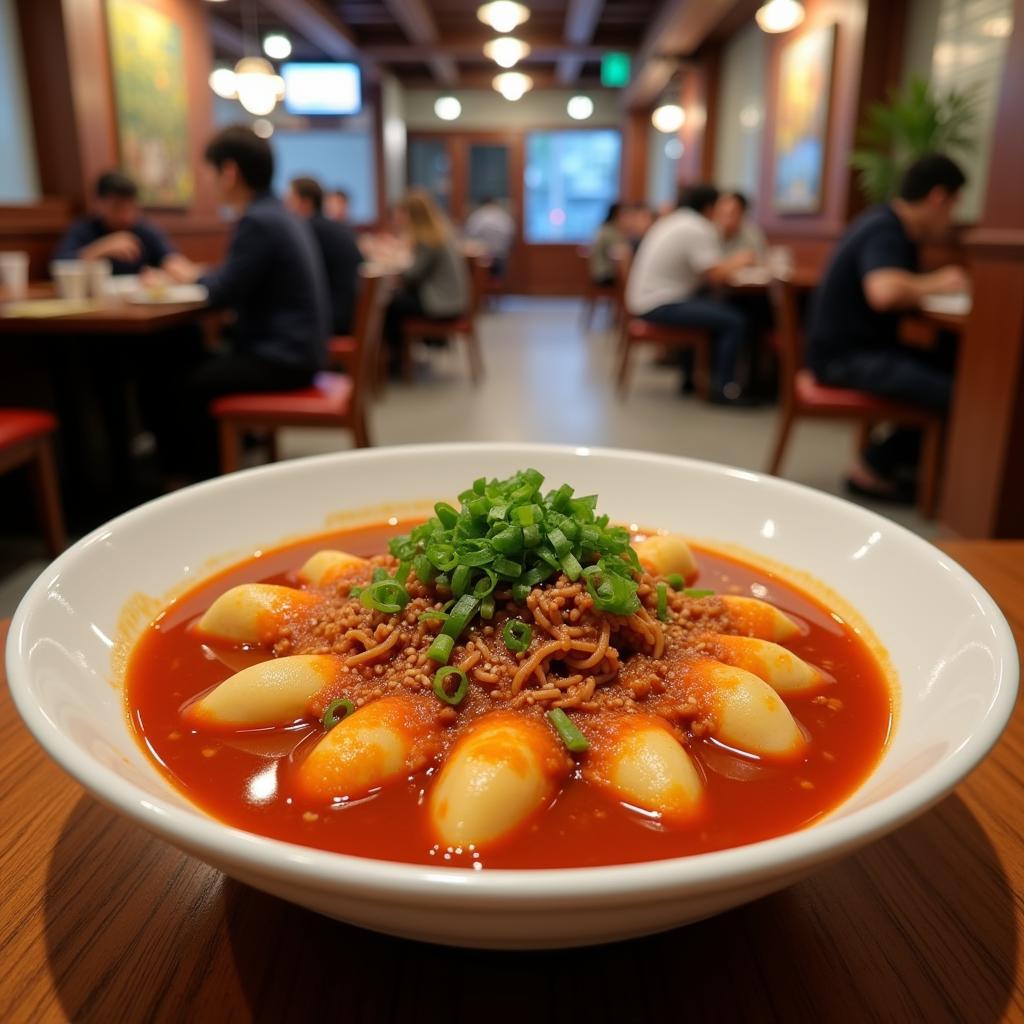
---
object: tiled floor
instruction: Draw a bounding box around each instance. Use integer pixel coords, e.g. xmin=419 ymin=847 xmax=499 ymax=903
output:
xmin=0 ymin=297 xmax=934 ymax=618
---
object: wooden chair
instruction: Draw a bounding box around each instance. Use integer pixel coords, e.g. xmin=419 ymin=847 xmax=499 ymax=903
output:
xmin=614 ymin=250 xmax=712 ymax=399
xmin=578 ymin=245 xmax=619 ymax=332
xmin=397 ymin=256 xmax=488 ymax=384
xmin=211 ymin=273 xmax=383 ymax=475
xmin=0 ymin=409 xmax=65 ymax=557
xmin=765 ymin=277 xmax=944 ymax=517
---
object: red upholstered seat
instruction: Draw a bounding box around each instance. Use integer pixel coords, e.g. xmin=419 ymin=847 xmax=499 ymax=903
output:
xmin=794 ymin=369 xmax=932 ymax=419
xmin=328 ymin=335 xmax=356 ymax=359
xmin=0 ymin=409 xmax=58 ymax=451
xmin=626 ymin=318 xmax=707 ymax=343
xmin=210 ymin=372 xmax=353 ymax=420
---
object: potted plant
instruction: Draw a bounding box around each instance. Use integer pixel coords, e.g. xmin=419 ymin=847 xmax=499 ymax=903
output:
xmin=850 ymin=75 xmax=979 ymax=202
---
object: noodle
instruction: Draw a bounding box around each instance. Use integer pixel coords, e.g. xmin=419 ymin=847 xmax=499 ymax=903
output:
xmin=344 ymin=627 xmax=402 ymax=666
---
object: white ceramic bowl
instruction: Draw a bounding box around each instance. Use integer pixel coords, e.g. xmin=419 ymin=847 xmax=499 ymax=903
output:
xmin=6 ymin=444 xmax=1018 ymax=948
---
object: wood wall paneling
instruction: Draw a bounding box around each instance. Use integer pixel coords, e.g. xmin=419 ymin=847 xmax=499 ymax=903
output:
xmin=620 ymin=110 xmax=649 ymax=204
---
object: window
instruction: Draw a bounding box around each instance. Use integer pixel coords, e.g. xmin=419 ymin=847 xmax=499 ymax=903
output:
xmin=524 ymin=130 xmax=622 ymax=244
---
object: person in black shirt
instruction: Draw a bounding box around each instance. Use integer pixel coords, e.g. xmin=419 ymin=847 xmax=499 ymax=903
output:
xmin=806 ymin=153 xmax=969 ymax=500
xmin=53 ymin=171 xmax=194 ymax=279
xmin=144 ymin=125 xmax=329 ymax=479
xmin=285 ymin=176 xmax=364 ymax=335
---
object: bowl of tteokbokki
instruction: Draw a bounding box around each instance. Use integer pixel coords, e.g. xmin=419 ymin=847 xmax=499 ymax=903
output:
xmin=6 ymin=444 xmax=1017 ymax=948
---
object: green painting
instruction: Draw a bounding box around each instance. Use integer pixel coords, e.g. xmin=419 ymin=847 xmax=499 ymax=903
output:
xmin=106 ymin=0 xmax=193 ymax=206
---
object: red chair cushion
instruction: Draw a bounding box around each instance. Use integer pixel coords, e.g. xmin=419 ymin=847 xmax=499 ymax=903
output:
xmin=210 ymin=373 xmax=353 ymax=419
xmin=794 ymin=369 xmax=936 ymax=418
xmin=627 ymin=319 xmax=708 ymax=344
xmin=0 ymin=408 xmax=57 ymax=451
xmin=328 ymin=335 xmax=356 ymax=358
xmin=402 ymin=317 xmax=471 ymax=336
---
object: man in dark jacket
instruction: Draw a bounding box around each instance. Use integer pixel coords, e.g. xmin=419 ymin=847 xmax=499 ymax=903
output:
xmin=145 ymin=125 xmax=329 ymax=478
xmin=285 ymin=176 xmax=363 ymax=335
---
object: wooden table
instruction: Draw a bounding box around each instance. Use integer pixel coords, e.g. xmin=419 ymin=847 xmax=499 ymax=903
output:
xmin=1 ymin=541 xmax=1021 ymax=1022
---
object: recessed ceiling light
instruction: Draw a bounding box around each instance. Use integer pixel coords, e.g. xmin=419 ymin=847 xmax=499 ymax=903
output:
xmin=434 ymin=96 xmax=462 ymax=121
xmin=566 ymin=95 xmax=594 ymax=120
xmin=755 ymin=0 xmax=805 ymax=33
xmin=483 ymin=36 xmax=531 ymax=69
xmin=263 ymin=34 xmax=292 ymax=60
xmin=493 ymin=71 xmax=533 ymax=101
xmin=651 ymin=103 xmax=685 ymax=133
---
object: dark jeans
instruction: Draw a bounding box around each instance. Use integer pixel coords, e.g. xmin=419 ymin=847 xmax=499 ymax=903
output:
xmin=817 ymin=343 xmax=955 ymax=479
xmin=644 ymin=297 xmax=748 ymax=392
xmin=383 ymin=288 xmax=425 ymax=357
xmin=142 ymin=339 xmax=314 ymax=480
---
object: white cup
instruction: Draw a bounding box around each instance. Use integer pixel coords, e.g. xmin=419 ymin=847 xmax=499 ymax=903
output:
xmin=50 ymin=260 xmax=90 ymax=302
xmin=0 ymin=251 xmax=29 ymax=299
xmin=767 ymin=246 xmax=795 ymax=278
xmin=86 ymin=258 xmax=113 ymax=299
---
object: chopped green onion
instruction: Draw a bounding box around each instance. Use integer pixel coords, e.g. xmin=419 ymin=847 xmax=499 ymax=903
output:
xmin=511 ymin=582 xmax=531 ymax=603
xmin=322 ymin=698 xmax=354 ymax=730
xmin=502 ymin=619 xmax=533 ymax=653
xmin=434 ymin=502 xmax=459 ymax=529
xmin=665 ymin=573 xmax=684 ymax=590
xmin=656 ymin=582 xmax=669 ymax=622
xmin=418 ymin=609 xmax=448 ymax=622
xmin=427 ymin=634 xmax=455 ymax=663
xmin=426 ymin=543 xmax=458 ymax=572
xmin=432 ymin=666 xmax=469 ymax=706
xmin=442 ymin=594 xmax=479 ymax=639
xmin=684 ymin=588 xmax=715 ymax=598
xmin=547 ymin=708 xmax=590 ymax=753
xmin=359 ymin=579 xmax=410 ymax=614
xmin=480 ymin=594 xmax=496 ymax=620
xmin=472 ymin=569 xmax=498 ymax=597
xmin=451 ymin=563 xmax=472 ymax=597
xmin=493 ymin=556 xmax=522 ymax=578
xmin=395 ymin=562 xmax=411 ymax=585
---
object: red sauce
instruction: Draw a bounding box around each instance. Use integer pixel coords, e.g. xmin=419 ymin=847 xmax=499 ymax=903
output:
xmin=125 ymin=522 xmax=893 ymax=870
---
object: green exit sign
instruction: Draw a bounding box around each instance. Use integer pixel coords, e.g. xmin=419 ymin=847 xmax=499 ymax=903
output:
xmin=601 ymin=52 xmax=631 ymax=88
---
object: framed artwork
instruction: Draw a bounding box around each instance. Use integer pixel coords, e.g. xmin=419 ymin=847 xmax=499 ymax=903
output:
xmin=772 ymin=24 xmax=836 ymax=214
xmin=106 ymin=0 xmax=193 ymax=207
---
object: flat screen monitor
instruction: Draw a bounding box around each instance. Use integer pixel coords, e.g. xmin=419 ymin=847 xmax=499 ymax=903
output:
xmin=281 ymin=63 xmax=362 ymax=116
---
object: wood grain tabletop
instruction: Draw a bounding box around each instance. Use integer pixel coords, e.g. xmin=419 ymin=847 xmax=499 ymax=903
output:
xmin=2 ymin=540 xmax=1021 ymax=1023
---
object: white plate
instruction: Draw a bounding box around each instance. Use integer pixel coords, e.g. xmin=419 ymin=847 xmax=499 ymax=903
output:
xmin=920 ymin=293 xmax=971 ymax=316
xmin=5 ymin=444 xmax=1018 ymax=948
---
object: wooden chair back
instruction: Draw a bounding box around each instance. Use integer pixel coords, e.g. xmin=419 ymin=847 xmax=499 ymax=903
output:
xmin=466 ymin=254 xmax=491 ymax=320
xmin=767 ymin=277 xmax=804 ymax=412
xmin=348 ymin=270 xmax=383 ymax=422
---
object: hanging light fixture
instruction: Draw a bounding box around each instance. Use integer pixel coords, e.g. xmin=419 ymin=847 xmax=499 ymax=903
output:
xmin=755 ymin=0 xmax=805 ymax=33
xmin=209 ymin=67 xmax=239 ymax=99
xmin=477 ymin=2 xmax=530 ymax=34
xmin=262 ymin=33 xmax=292 ymax=59
xmin=233 ymin=56 xmax=285 ymax=116
xmin=483 ymin=36 xmax=531 ymax=68
xmin=566 ymin=95 xmax=594 ymax=120
xmin=434 ymin=95 xmax=462 ymax=121
xmin=493 ymin=71 xmax=533 ymax=101
xmin=651 ymin=103 xmax=685 ymax=133
xmin=252 ymin=118 xmax=275 ymax=138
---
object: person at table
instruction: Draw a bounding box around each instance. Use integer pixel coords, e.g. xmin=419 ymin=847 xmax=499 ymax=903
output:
xmin=52 ymin=171 xmax=194 ymax=279
xmin=144 ymin=125 xmax=329 ymax=479
xmin=382 ymin=189 xmax=469 ymax=374
xmin=625 ymin=183 xmax=758 ymax=404
xmin=589 ymin=203 xmax=629 ymax=286
xmin=716 ymin=191 xmax=767 ymax=260
xmin=624 ymin=204 xmax=655 ymax=251
xmin=806 ymin=152 xmax=969 ymax=502
xmin=324 ymin=188 xmax=351 ymax=224
xmin=285 ymin=176 xmax=364 ymax=336
xmin=464 ymin=197 xmax=515 ymax=278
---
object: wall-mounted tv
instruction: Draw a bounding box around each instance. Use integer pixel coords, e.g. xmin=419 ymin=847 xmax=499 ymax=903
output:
xmin=281 ymin=63 xmax=362 ymax=116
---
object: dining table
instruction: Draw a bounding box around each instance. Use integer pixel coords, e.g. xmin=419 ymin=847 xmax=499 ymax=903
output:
xmin=1 ymin=539 xmax=1021 ymax=1022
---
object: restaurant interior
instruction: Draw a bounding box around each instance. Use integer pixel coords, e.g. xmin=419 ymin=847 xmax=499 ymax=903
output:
xmin=2 ymin=0 xmax=1024 ymax=1016
xmin=1 ymin=0 xmax=1022 ymax=616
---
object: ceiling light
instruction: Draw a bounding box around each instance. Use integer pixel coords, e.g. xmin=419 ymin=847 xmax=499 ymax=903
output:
xmin=234 ymin=56 xmax=285 ymax=116
xmin=566 ymin=95 xmax=593 ymax=120
xmin=263 ymin=34 xmax=292 ymax=60
xmin=651 ymin=103 xmax=685 ymax=133
xmin=755 ymin=0 xmax=805 ymax=33
xmin=434 ymin=95 xmax=462 ymax=121
xmin=493 ymin=71 xmax=533 ymax=101
xmin=477 ymin=2 xmax=530 ymax=35
xmin=209 ymin=67 xmax=238 ymax=99
xmin=252 ymin=118 xmax=274 ymax=138
xmin=982 ymin=15 xmax=1012 ymax=37
xmin=483 ymin=36 xmax=531 ymax=68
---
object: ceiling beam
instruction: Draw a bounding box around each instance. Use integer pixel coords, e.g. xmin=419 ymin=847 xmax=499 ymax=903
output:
xmin=380 ymin=0 xmax=458 ymax=85
xmin=365 ymin=41 xmax=612 ymax=63
xmin=622 ymin=0 xmax=738 ymax=109
xmin=209 ymin=17 xmax=246 ymax=59
xmin=400 ymin=69 xmax=603 ymax=90
xmin=258 ymin=0 xmax=372 ymax=69
xmin=557 ymin=0 xmax=605 ymax=84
